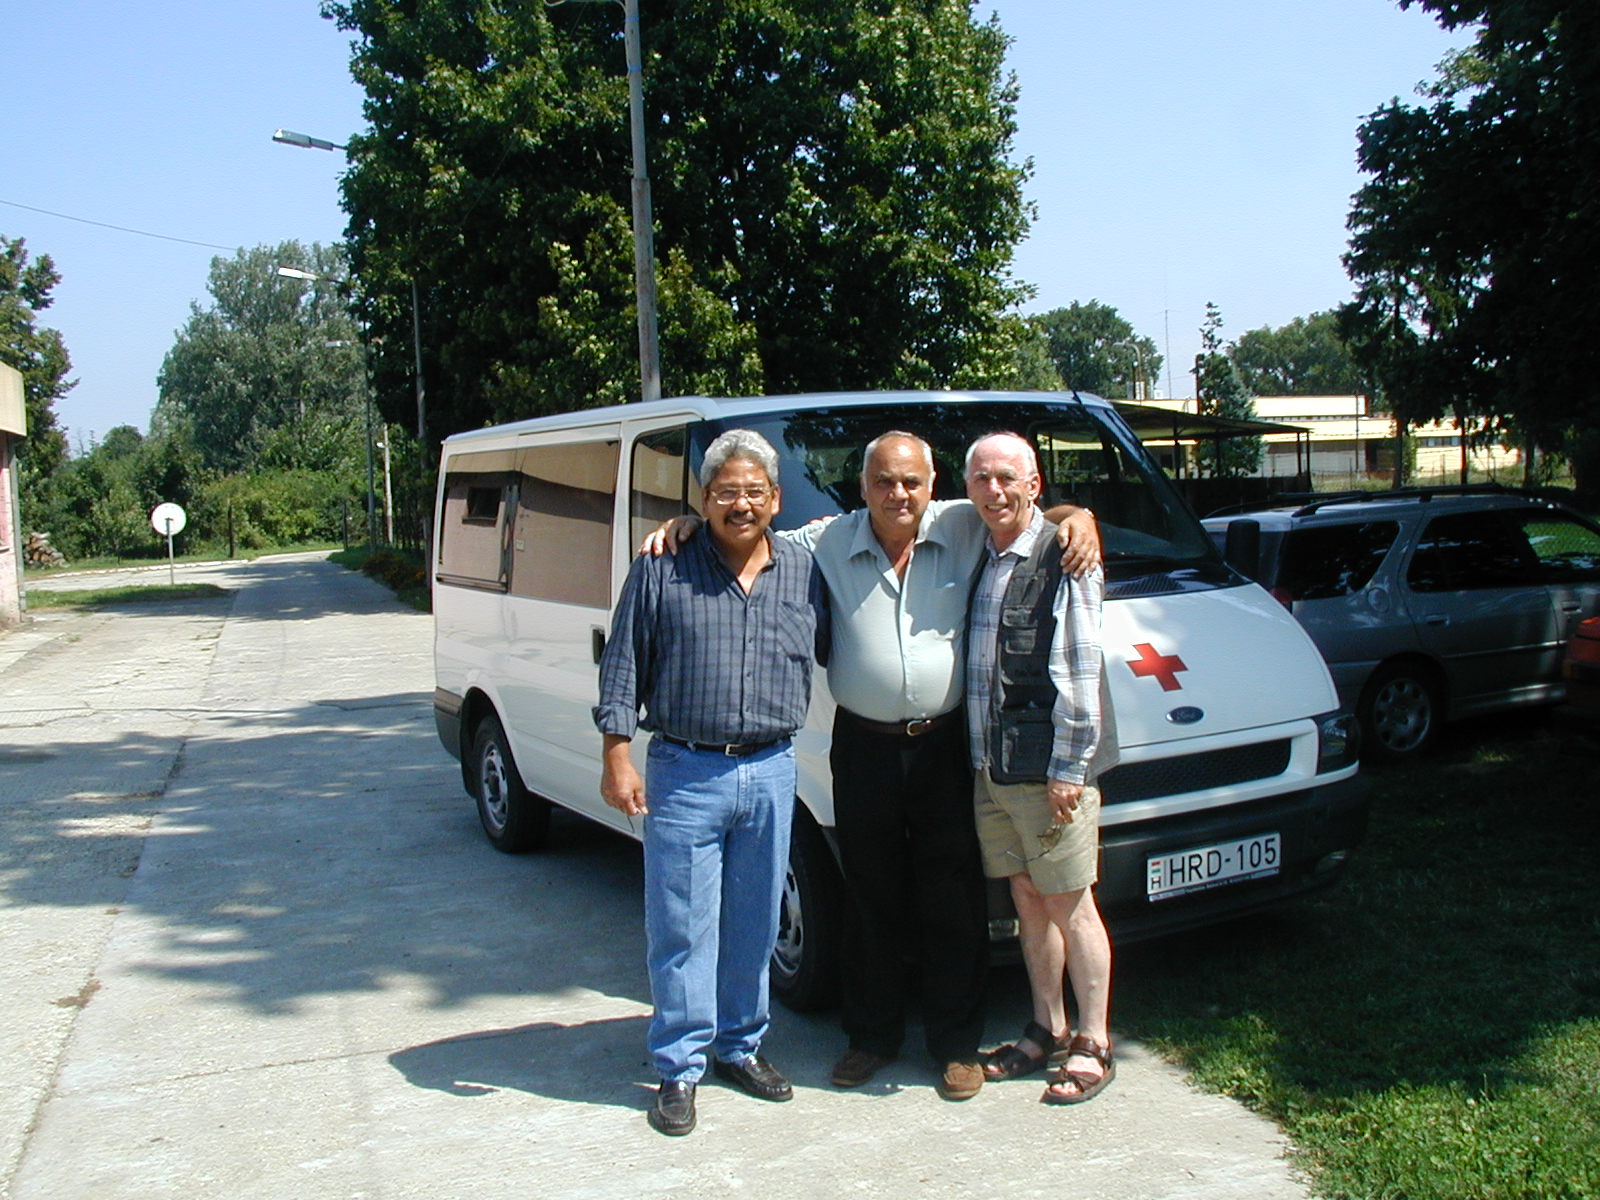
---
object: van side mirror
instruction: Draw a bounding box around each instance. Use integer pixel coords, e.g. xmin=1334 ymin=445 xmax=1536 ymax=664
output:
xmin=1223 ymin=519 xmax=1261 ymax=580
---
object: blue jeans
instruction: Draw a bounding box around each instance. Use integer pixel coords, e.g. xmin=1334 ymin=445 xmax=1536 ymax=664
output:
xmin=643 ymin=737 xmax=796 ymax=1083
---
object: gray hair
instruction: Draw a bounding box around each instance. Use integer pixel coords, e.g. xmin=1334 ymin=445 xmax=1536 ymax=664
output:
xmin=964 ymin=431 xmax=1039 ymax=477
xmin=860 ymin=430 xmax=935 ymax=481
xmin=699 ymin=428 xmax=780 ymax=488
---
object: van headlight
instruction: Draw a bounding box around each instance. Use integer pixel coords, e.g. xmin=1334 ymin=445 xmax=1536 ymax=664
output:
xmin=1314 ymin=710 xmax=1360 ymax=773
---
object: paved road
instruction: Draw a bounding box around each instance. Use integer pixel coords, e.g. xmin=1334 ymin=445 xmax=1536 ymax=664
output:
xmin=0 ymin=555 xmax=1309 ymax=1199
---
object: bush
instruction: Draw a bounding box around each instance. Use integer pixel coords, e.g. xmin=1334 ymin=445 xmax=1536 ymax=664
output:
xmin=359 ymin=549 xmax=426 ymax=592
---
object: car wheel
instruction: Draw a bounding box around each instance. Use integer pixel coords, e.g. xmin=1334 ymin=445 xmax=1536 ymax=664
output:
xmin=1359 ymin=664 xmax=1442 ymax=761
xmin=469 ymin=714 xmax=551 ymax=853
xmin=770 ymin=811 xmax=842 ymax=1012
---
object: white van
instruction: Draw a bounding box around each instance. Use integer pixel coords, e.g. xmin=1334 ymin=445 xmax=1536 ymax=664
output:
xmin=432 ymin=391 xmax=1368 ymax=1009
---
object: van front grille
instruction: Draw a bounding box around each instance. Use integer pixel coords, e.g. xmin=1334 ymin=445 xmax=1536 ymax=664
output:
xmin=1099 ymin=739 xmax=1293 ymax=805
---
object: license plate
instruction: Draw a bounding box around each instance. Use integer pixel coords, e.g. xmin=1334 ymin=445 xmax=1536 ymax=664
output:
xmin=1146 ymin=832 xmax=1281 ymax=901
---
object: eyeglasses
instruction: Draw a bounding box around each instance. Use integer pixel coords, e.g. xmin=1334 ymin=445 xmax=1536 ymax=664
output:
xmin=707 ymin=487 xmax=773 ymax=506
xmin=1005 ymin=821 xmax=1066 ymax=866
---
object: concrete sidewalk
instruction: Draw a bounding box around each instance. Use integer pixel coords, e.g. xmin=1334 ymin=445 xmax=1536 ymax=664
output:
xmin=0 ymin=555 xmax=1309 ymax=1199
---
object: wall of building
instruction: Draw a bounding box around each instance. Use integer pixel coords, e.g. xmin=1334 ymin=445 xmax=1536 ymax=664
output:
xmin=1 ymin=363 xmax=26 ymax=629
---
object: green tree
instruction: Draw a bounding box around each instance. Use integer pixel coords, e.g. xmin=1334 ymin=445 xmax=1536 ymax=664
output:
xmin=1028 ymin=301 xmax=1161 ymax=399
xmin=323 ymin=0 xmax=1033 ymax=439
xmin=1194 ymin=302 xmax=1262 ymax=477
xmin=1 ymin=235 xmax=73 ymax=479
xmin=155 ymin=243 xmax=367 ymax=475
xmin=1230 ymin=311 xmax=1367 ymax=397
xmin=1341 ymin=0 xmax=1600 ymax=473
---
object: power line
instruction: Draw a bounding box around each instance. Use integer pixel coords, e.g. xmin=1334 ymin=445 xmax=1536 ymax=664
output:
xmin=0 ymin=198 xmax=240 ymax=253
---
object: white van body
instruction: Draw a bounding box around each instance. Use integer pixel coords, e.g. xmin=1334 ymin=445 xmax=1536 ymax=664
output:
xmin=432 ymin=391 xmax=1367 ymax=1009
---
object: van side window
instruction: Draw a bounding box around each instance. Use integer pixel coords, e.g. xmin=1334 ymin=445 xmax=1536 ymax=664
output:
xmin=631 ymin=427 xmax=693 ymax=548
xmin=1407 ymin=512 xmax=1533 ymax=591
xmin=509 ymin=441 xmax=618 ymax=607
xmin=438 ymin=455 xmax=516 ymax=589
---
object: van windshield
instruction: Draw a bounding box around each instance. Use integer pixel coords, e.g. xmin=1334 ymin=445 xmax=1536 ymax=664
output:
xmin=700 ymin=401 xmax=1223 ymax=584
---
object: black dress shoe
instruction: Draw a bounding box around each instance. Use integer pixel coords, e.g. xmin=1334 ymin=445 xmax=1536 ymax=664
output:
xmin=648 ymin=1080 xmax=697 ymax=1136
xmin=713 ymin=1054 xmax=793 ymax=1102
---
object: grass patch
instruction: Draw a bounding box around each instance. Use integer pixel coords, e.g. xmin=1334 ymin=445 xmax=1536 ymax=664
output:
xmin=330 ymin=546 xmax=430 ymax=612
xmin=1118 ymin=711 xmax=1600 ymax=1198
xmin=26 ymin=584 xmax=231 ymax=609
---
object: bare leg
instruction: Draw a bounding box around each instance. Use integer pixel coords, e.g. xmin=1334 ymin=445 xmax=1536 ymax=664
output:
xmin=1043 ymin=886 xmax=1112 ymax=1097
xmin=1009 ymin=872 xmax=1069 ymax=1056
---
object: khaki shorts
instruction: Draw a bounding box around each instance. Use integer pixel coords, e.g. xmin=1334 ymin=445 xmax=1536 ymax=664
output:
xmin=974 ymin=773 xmax=1100 ymax=894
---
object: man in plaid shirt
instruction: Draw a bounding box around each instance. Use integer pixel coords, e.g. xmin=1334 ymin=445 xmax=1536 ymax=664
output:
xmin=964 ymin=432 xmax=1119 ymax=1107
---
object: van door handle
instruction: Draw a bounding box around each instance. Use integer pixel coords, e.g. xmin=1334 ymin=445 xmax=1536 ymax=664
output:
xmin=1423 ymin=615 xmax=1449 ymax=627
xmin=592 ymin=627 xmax=607 ymax=663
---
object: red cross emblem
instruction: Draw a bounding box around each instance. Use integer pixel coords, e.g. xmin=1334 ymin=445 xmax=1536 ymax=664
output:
xmin=1127 ymin=642 xmax=1188 ymax=692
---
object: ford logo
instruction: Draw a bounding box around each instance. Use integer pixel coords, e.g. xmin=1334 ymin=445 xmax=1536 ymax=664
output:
xmin=1166 ymin=706 xmax=1204 ymax=725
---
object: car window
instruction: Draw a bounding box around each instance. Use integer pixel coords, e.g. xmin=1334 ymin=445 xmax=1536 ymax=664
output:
xmin=1516 ymin=511 xmax=1600 ymax=582
xmin=1406 ymin=511 xmax=1535 ymax=592
xmin=1278 ymin=521 xmax=1399 ymax=599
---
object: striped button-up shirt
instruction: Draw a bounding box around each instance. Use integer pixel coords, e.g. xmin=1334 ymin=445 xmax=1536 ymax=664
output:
xmin=593 ymin=532 xmax=829 ymax=745
xmin=965 ymin=509 xmax=1106 ymax=785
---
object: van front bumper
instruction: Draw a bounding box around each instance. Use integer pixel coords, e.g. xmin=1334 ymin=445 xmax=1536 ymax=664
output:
xmin=986 ymin=771 xmax=1370 ymax=945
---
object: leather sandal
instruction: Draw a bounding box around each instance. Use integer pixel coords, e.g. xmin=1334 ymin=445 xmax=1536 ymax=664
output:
xmin=1041 ymin=1035 xmax=1115 ymax=1105
xmin=983 ymin=1020 xmax=1061 ymax=1081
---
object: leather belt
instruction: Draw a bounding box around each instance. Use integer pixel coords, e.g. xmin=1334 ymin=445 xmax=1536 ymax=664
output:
xmin=657 ymin=733 xmax=783 ymax=757
xmin=839 ymin=708 xmax=959 ymax=739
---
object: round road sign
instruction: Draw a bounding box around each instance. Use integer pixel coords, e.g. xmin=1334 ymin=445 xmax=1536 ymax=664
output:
xmin=150 ymin=502 xmax=188 ymax=536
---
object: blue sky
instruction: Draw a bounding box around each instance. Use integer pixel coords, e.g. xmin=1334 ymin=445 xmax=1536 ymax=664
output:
xmin=3 ymin=0 xmax=1468 ymax=452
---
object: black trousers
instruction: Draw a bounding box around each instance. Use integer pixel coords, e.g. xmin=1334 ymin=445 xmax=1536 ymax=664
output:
xmin=829 ymin=708 xmax=990 ymax=1064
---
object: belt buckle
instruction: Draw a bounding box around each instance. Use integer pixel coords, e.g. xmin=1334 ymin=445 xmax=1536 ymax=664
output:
xmin=723 ymin=743 xmax=743 ymax=756
xmin=905 ymin=718 xmax=932 ymax=737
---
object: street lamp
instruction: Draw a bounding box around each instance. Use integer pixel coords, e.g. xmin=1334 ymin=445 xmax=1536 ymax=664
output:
xmin=274 ymin=265 xmax=381 ymax=547
xmin=272 ymin=128 xmax=430 ymax=526
xmin=549 ymin=0 xmax=661 ymax=403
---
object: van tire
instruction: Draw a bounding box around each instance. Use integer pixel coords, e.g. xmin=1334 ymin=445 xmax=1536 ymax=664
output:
xmin=770 ymin=811 xmax=842 ymax=1012
xmin=1359 ymin=662 xmax=1442 ymax=761
xmin=469 ymin=714 xmax=551 ymax=853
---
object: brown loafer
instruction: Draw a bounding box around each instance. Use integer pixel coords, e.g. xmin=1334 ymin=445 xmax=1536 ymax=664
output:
xmin=830 ymin=1047 xmax=895 ymax=1088
xmin=937 ymin=1058 xmax=984 ymax=1101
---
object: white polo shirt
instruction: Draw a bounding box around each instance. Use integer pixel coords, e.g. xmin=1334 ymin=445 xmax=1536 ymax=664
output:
xmin=787 ymin=500 xmax=988 ymax=723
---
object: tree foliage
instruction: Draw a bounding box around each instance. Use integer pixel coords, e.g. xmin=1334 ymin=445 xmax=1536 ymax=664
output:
xmin=1341 ymin=0 xmax=1600 ymax=455
xmin=1193 ymin=302 xmax=1261 ymax=477
xmin=1229 ymin=310 xmax=1367 ymax=397
xmin=1027 ymin=301 xmax=1161 ymax=399
xmin=1 ymin=235 xmax=73 ymax=477
xmin=323 ymin=0 xmax=1034 ymax=441
xmin=155 ymin=242 xmax=367 ymax=475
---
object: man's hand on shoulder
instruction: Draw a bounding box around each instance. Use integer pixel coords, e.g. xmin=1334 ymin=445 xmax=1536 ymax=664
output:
xmin=638 ymin=514 xmax=701 ymax=557
xmin=1043 ymin=504 xmax=1102 ymax=576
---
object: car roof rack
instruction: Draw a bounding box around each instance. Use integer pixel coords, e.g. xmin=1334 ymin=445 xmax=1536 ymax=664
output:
xmin=1206 ymin=482 xmax=1564 ymax=520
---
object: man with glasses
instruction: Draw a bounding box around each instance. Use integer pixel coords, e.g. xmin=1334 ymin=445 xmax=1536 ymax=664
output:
xmin=594 ymin=429 xmax=829 ymax=1136
xmin=964 ymin=432 xmax=1118 ymax=1106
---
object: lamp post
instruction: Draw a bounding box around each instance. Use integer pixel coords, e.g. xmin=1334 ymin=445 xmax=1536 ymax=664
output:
xmin=272 ymin=127 xmax=430 ymax=533
xmin=549 ymin=0 xmax=661 ymax=403
xmin=275 ymin=266 xmax=381 ymax=547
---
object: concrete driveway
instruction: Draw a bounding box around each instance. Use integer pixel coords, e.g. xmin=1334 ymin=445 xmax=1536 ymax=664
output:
xmin=0 ymin=554 xmax=1307 ymax=1199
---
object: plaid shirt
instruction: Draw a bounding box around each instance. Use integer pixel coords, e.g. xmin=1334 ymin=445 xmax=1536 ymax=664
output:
xmin=593 ymin=532 xmax=829 ymax=745
xmin=965 ymin=509 xmax=1106 ymax=785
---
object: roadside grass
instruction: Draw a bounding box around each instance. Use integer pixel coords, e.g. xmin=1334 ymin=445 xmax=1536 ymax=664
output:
xmin=25 ymin=584 xmax=231 ymax=609
xmin=329 ymin=546 xmax=430 ymax=612
xmin=1118 ymin=712 xmax=1600 ymax=1199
